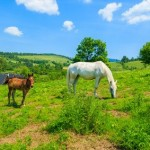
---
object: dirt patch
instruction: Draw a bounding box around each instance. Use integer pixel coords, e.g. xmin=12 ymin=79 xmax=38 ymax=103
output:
xmin=0 ymin=123 xmax=51 ymax=148
xmin=144 ymin=91 xmax=150 ymax=97
xmin=108 ymin=110 xmax=129 ymax=118
xmin=67 ymin=133 xmax=117 ymax=150
xmin=0 ymin=124 xmax=117 ymax=149
xmin=49 ymin=95 xmax=56 ymax=99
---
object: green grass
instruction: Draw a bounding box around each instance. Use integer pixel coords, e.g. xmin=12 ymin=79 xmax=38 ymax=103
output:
xmin=109 ymin=61 xmax=150 ymax=71
xmin=0 ymin=67 xmax=150 ymax=149
xmin=18 ymin=54 xmax=71 ymax=64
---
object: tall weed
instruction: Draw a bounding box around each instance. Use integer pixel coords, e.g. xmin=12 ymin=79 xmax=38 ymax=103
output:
xmin=46 ymin=96 xmax=112 ymax=135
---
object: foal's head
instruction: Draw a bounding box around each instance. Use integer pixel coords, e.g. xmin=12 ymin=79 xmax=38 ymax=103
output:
xmin=26 ymin=73 xmax=34 ymax=88
xmin=109 ymin=80 xmax=117 ymax=98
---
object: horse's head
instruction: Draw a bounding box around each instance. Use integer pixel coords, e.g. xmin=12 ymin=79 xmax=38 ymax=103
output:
xmin=109 ymin=80 xmax=117 ymax=98
xmin=27 ymin=73 xmax=34 ymax=88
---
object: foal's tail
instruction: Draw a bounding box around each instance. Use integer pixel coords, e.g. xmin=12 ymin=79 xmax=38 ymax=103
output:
xmin=66 ymin=66 xmax=70 ymax=91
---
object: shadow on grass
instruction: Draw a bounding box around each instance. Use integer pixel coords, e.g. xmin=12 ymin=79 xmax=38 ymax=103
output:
xmin=5 ymin=102 xmax=21 ymax=108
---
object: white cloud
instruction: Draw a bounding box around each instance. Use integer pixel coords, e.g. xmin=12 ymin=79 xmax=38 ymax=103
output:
xmin=16 ymin=0 xmax=59 ymax=15
xmin=83 ymin=0 xmax=92 ymax=4
xmin=98 ymin=2 xmax=122 ymax=22
xmin=63 ymin=21 xmax=75 ymax=31
xmin=4 ymin=26 xmax=23 ymax=37
xmin=122 ymin=0 xmax=150 ymax=24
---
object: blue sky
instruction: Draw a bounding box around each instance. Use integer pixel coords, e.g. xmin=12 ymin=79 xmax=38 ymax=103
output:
xmin=0 ymin=0 xmax=150 ymax=59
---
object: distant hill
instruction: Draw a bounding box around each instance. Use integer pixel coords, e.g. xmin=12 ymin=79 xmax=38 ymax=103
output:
xmin=0 ymin=51 xmax=122 ymax=63
xmin=109 ymin=58 xmax=120 ymax=62
xmin=0 ymin=52 xmax=72 ymax=64
xmin=17 ymin=54 xmax=72 ymax=64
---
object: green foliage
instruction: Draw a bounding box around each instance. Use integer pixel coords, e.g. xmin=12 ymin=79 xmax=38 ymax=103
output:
xmin=0 ymin=108 xmax=29 ymax=136
xmin=46 ymin=96 xmax=112 ymax=135
xmin=0 ymin=57 xmax=8 ymax=72
xmin=73 ymin=37 xmax=108 ymax=63
xmin=0 ymin=143 xmax=26 ymax=150
xmin=140 ymin=42 xmax=150 ymax=65
xmin=112 ymin=101 xmax=150 ymax=150
xmin=109 ymin=61 xmax=149 ymax=71
xmin=121 ymin=56 xmax=129 ymax=63
xmin=113 ymin=120 xmax=150 ymax=150
xmin=14 ymin=66 xmax=31 ymax=77
xmin=0 ymin=52 xmax=71 ymax=75
xmin=34 ymin=142 xmax=60 ymax=150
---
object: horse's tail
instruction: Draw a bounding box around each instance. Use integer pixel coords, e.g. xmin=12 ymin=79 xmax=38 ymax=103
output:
xmin=66 ymin=66 xmax=70 ymax=92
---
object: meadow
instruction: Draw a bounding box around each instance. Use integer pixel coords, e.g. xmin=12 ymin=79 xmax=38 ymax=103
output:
xmin=17 ymin=54 xmax=71 ymax=64
xmin=0 ymin=61 xmax=150 ymax=150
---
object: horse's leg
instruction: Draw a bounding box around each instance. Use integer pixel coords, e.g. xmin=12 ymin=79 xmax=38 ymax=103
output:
xmin=69 ymin=74 xmax=77 ymax=93
xmin=68 ymin=81 xmax=71 ymax=93
xmin=73 ymin=75 xmax=79 ymax=94
xmin=21 ymin=90 xmax=27 ymax=106
xmin=8 ymin=88 xmax=12 ymax=105
xmin=94 ymin=77 xmax=100 ymax=97
xmin=12 ymin=89 xmax=16 ymax=104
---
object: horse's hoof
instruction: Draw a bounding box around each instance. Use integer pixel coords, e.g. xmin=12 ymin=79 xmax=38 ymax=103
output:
xmin=13 ymin=103 xmax=18 ymax=107
xmin=20 ymin=104 xmax=25 ymax=107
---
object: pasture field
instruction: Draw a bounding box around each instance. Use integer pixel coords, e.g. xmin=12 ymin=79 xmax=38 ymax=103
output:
xmin=109 ymin=61 xmax=149 ymax=71
xmin=17 ymin=55 xmax=71 ymax=64
xmin=0 ymin=66 xmax=150 ymax=149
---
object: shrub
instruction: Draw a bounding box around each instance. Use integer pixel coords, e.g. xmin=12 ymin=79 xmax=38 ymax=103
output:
xmin=112 ymin=98 xmax=150 ymax=150
xmin=46 ymin=96 xmax=112 ymax=135
xmin=113 ymin=120 xmax=150 ymax=150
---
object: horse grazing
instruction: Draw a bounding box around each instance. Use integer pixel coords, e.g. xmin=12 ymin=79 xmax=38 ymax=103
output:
xmin=5 ymin=73 xmax=34 ymax=106
xmin=67 ymin=61 xmax=117 ymax=98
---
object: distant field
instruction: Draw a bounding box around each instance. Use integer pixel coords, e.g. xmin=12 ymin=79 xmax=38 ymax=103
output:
xmin=109 ymin=61 xmax=148 ymax=71
xmin=18 ymin=55 xmax=71 ymax=64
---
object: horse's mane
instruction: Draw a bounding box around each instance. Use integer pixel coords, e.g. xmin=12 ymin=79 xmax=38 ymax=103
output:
xmin=97 ymin=61 xmax=114 ymax=83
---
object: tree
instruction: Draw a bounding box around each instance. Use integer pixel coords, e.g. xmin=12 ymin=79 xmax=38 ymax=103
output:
xmin=121 ymin=56 xmax=129 ymax=63
xmin=73 ymin=37 xmax=108 ymax=63
xmin=0 ymin=57 xmax=8 ymax=71
xmin=140 ymin=42 xmax=150 ymax=65
xmin=15 ymin=66 xmax=30 ymax=77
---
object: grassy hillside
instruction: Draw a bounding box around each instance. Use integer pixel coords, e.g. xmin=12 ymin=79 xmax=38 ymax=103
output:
xmin=0 ymin=63 xmax=149 ymax=149
xmin=17 ymin=54 xmax=71 ymax=64
xmin=0 ymin=52 xmax=72 ymax=75
xmin=109 ymin=61 xmax=149 ymax=71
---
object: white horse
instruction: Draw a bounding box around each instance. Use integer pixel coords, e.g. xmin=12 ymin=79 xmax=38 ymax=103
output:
xmin=67 ymin=61 xmax=117 ymax=98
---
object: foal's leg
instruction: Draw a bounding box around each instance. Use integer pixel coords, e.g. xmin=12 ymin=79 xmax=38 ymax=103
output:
xmin=12 ymin=89 xmax=16 ymax=104
xmin=94 ymin=77 xmax=100 ymax=97
xmin=8 ymin=88 xmax=12 ymax=105
xmin=21 ymin=90 xmax=27 ymax=106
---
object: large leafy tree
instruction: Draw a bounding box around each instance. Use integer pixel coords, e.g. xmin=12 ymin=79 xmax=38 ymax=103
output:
xmin=140 ymin=42 xmax=150 ymax=65
xmin=73 ymin=37 xmax=108 ymax=63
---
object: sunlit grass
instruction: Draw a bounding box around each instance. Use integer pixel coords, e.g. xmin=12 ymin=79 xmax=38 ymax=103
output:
xmin=0 ymin=67 xmax=150 ymax=149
